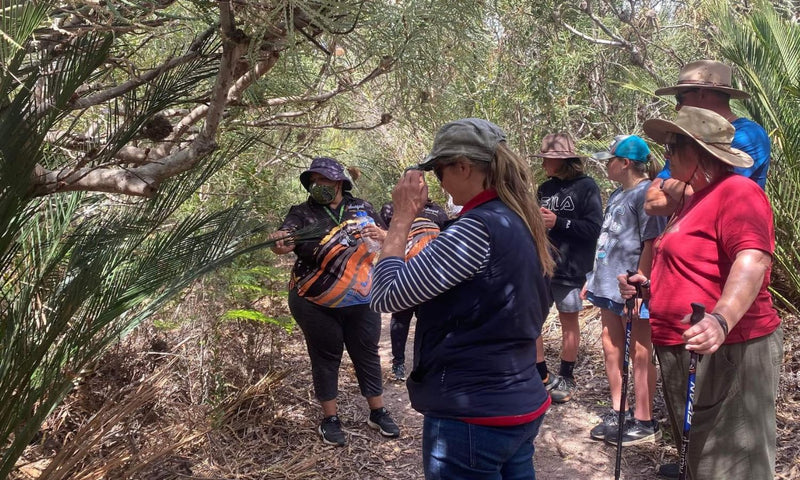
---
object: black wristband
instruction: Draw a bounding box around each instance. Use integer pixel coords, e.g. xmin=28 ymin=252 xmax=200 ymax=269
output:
xmin=641 ymin=279 xmax=651 ymax=289
xmin=710 ymin=312 xmax=729 ymax=337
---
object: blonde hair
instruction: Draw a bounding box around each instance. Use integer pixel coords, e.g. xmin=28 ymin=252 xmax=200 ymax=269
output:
xmin=463 ymin=143 xmax=555 ymax=276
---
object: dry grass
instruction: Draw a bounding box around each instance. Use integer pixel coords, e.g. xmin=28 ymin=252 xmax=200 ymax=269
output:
xmin=9 ymin=297 xmax=800 ymax=480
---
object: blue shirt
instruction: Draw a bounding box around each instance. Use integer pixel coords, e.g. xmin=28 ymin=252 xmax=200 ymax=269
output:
xmin=657 ymin=117 xmax=771 ymax=189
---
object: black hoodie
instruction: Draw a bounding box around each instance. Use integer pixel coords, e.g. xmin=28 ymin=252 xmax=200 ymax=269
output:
xmin=537 ymin=174 xmax=603 ymax=287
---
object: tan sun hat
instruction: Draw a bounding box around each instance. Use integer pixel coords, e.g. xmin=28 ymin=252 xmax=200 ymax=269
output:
xmin=532 ymin=133 xmax=585 ymax=159
xmin=643 ymin=106 xmax=753 ymax=168
xmin=654 ymin=60 xmax=750 ymax=100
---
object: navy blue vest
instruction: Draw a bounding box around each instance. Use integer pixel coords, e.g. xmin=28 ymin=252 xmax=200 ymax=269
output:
xmin=407 ymin=199 xmax=551 ymax=418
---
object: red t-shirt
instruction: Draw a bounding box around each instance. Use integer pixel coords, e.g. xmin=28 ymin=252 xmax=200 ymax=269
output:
xmin=649 ymin=174 xmax=780 ymax=345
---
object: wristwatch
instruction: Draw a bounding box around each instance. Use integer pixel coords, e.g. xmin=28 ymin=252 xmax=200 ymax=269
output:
xmin=640 ymin=279 xmax=651 ymax=289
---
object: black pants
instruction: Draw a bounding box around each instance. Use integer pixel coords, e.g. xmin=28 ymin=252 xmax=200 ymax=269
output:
xmin=288 ymin=289 xmax=383 ymax=402
xmin=390 ymin=308 xmax=415 ymax=366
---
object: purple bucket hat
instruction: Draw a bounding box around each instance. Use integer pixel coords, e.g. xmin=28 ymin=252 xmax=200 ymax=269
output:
xmin=299 ymin=157 xmax=353 ymax=192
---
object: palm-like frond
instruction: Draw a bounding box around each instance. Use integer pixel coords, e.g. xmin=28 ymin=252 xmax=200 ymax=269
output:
xmin=0 ymin=1 xmax=55 ymax=98
xmin=0 ymin=136 xmax=276 ymax=477
xmin=0 ymin=6 xmax=276 ymax=477
xmin=713 ymin=0 xmax=800 ymax=313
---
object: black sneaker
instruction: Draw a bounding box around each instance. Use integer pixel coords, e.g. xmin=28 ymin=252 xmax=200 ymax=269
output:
xmin=549 ymin=375 xmax=576 ymax=403
xmin=367 ymin=407 xmax=400 ymax=438
xmin=319 ymin=415 xmax=346 ymax=446
xmin=589 ymin=408 xmax=633 ymax=441
xmin=657 ymin=463 xmax=679 ymax=478
xmin=605 ymin=418 xmax=662 ymax=446
xmin=542 ymin=372 xmax=558 ymax=391
xmin=392 ymin=363 xmax=406 ymax=381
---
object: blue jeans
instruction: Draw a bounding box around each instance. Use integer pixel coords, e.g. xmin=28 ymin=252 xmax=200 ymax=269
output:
xmin=422 ymin=415 xmax=545 ymax=479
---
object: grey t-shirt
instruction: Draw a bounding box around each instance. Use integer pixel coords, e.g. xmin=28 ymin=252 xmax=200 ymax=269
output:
xmin=585 ymin=180 xmax=666 ymax=304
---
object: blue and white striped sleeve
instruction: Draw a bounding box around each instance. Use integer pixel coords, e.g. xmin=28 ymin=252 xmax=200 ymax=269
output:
xmin=370 ymin=216 xmax=491 ymax=313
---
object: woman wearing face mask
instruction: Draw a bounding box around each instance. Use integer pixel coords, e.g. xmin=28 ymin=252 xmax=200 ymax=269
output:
xmin=270 ymin=156 xmax=400 ymax=447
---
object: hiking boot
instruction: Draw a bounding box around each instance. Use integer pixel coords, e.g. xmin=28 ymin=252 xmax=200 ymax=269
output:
xmin=589 ymin=408 xmax=633 ymax=441
xmin=542 ymin=372 xmax=559 ymax=391
xmin=605 ymin=418 xmax=662 ymax=446
xmin=367 ymin=407 xmax=400 ymax=438
xmin=319 ymin=415 xmax=346 ymax=446
xmin=549 ymin=375 xmax=576 ymax=403
xmin=657 ymin=462 xmax=679 ymax=478
xmin=392 ymin=363 xmax=406 ymax=381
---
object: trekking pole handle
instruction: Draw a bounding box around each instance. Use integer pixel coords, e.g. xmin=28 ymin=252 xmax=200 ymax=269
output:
xmin=625 ymin=270 xmax=641 ymax=310
xmin=689 ymin=303 xmax=705 ymax=326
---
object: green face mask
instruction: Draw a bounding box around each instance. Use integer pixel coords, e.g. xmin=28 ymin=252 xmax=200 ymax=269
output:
xmin=310 ymin=183 xmax=337 ymax=204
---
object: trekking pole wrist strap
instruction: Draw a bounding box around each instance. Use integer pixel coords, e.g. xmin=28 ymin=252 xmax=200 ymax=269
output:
xmin=710 ymin=312 xmax=729 ymax=338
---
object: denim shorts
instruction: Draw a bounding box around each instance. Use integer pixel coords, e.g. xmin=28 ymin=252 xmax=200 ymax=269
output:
xmin=550 ymin=284 xmax=583 ymax=313
xmin=586 ymin=292 xmax=650 ymax=319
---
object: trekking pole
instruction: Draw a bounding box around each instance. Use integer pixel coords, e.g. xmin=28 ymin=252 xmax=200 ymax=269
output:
xmin=614 ymin=271 xmax=641 ymax=480
xmin=678 ymin=302 xmax=706 ymax=480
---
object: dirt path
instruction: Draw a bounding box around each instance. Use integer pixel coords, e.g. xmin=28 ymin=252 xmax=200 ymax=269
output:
xmin=187 ymin=290 xmax=794 ymax=480
xmin=374 ymin=307 xmax=672 ymax=480
xmin=15 ymin=303 xmax=795 ymax=479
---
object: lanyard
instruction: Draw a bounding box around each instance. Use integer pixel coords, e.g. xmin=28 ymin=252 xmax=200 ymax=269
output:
xmin=324 ymin=205 xmax=345 ymax=225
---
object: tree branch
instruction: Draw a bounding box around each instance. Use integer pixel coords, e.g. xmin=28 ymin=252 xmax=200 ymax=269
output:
xmin=151 ymin=54 xmax=278 ymax=158
xmin=25 ymin=0 xmax=396 ymax=197
xmin=252 ymin=115 xmax=392 ymax=131
xmin=561 ymin=21 xmax=626 ymax=46
xmin=30 ymin=2 xmax=255 ymax=197
xmin=247 ymin=56 xmax=394 ymax=114
xmin=69 ymin=26 xmax=217 ymax=110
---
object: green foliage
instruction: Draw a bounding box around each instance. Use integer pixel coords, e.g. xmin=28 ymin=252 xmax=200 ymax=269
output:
xmin=218 ymin=263 xmax=295 ymax=335
xmin=713 ymin=0 xmax=800 ymax=312
xmin=223 ymin=309 xmax=270 ymax=322
xmin=152 ymin=318 xmax=182 ymax=330
xmin=0 ymin=145 xmax=269 ymax=478
xmin=0 ymin=4 xmax=284 ymax=475
xmin=221 ymin=309 xmax=294 ymax=333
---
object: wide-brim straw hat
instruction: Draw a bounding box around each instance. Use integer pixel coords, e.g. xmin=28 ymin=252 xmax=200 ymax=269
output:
xmin=532 ymin=133 xmax=585 ymax=159
xmin=643 ymin=106 xmax=753 ymax=168
xmin=654 ymin=60 xmax=750 ymax=100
